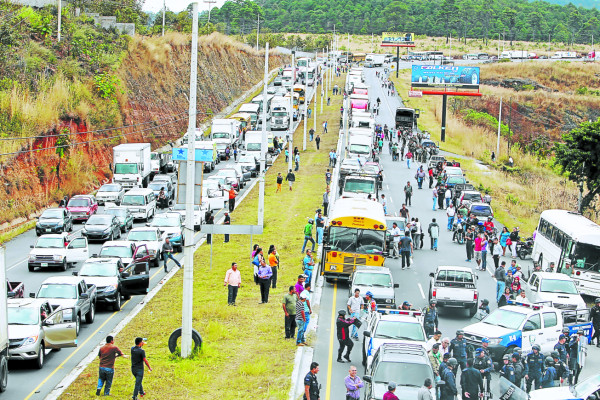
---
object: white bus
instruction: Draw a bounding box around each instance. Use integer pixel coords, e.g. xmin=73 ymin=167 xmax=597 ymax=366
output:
xmin=532 ymin=209 xmax=600 ymax=297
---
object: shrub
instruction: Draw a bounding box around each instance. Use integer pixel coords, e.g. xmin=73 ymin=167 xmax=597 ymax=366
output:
xmin=93 ymin=72 xmax=122 ymax=102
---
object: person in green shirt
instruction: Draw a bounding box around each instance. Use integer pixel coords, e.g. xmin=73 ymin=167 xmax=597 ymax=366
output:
xmin=561 ymin=260 xmax=574 ymax=276
xmin=301 ymin=219 xmax=315 ymax=253
xmin=282 ymin=286 xmax=298 ymax=339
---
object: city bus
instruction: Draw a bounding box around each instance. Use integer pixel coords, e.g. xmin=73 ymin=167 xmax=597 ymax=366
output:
xmin=320 ymin=198 xmax=388 ymax=282
xmin=532 ymin=209 xmax=600 ymax=297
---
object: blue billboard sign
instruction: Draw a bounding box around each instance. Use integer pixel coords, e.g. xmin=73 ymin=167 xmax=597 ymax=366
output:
xmin=411 ymin=65 xmax=480 ymax=89
xmin=172 ymin=148 xmax=214 ymax=162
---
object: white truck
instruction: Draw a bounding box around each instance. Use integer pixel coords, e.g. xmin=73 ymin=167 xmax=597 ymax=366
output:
xmin=499 ymin=50 xmax=529 ymax=59
xmin=551 ymin=51 xmax=578 ymax=59
xmin=112 ymin=143 xmax=152 ymax=189
xmin=28 ymin=234 xmax=89 ymax=272
xmin=210 ymin=119 xmax=241 ymax=148
xmin=150 ymin=152 xmax=167 ymax=176
xmin=244 ymin=131 xmax=273 ymax=166
xmin=522 ymin=271 xmax=587 ymax=310
xmin=428 ymin=266 xmax=479 ymax=317
xmin=270 ymin=102 xmax=290 ymax=131
xmin=366 ymin=53 xmax=386 ymax=67
xmin=0 ymin=247 xmax=9 ymax=391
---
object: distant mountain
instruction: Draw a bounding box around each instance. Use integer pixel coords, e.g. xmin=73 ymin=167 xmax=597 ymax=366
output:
xmin=539 ymin=0 xmax=599 ymax=9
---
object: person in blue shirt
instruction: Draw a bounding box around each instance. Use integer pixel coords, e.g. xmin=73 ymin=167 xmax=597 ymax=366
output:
xmin=500 ymin=354 xmax=516 ymax=384
xmin=303 ymin=250 xmax=315 ymax=286
xmin=541 ymin=357 xmax=557 ymax=388
xmin=440 ymin=358 xmax=458 ymax=400
xmin=524 ymin=344 xmax=544 ymax=392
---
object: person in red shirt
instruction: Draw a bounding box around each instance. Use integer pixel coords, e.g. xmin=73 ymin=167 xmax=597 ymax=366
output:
xmin=383 ymin=381 xmax=399 ymax=400
xmin=97 ymin=335 xmax=127 ymax=396
xmin=484 ymin=217 xmax=495 ymax=234
xmin=228 ymin=187 xmax=238 ymax=213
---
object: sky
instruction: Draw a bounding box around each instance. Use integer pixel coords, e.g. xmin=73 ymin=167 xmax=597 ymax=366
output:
xmin=142 ymin=0 xmax=227 ymax=13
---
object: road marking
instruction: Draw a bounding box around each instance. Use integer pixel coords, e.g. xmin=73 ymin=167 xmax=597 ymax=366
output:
xmin=418 ymin=283 xmax=426 ymax=299
xmin=324 ymin=283 xmax=337 ymax=400
xmin=24 ymin=299 xmax=132 ymax=400
xmin=7 ymin=257 xmax=27 ymax=271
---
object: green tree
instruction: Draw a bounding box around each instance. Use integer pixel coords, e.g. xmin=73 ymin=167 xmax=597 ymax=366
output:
xmin=554 ymin=119 xmax=600 ymax=213
xmin=55 ymin=129 xmax=71 ymax=190
xmin=504 ymin=8 xmax=517 ymax=45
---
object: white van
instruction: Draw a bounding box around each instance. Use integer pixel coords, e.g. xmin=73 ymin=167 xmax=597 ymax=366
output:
xmin=347 ymin=135 xmax=372 ymax=158
xmin=121 ymin=188 xmax=157 ymax=221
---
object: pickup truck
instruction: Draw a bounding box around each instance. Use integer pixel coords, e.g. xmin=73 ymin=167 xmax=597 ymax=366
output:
xmin=28 ymin=234 xmax=89 ymax=272
xmin=33 ymin=276 xmax=98 ymax=336
xmin=349 ymin=266 xmax=399 ymax=310
xmin=75 ymin=256 xmax=149 ymax=311
xmin=529 ymin=373 xmax=600 ymax=400
xmin=523 ymin=271 xmax=587 ymax=310
xmin=429 ymin=266 xmax=479 ymax=317
xmin=462 ymin=300 xmax=592 ymax=362
xmin=7 ymin=298 xmax=77 ymax=369
xmin=6 ymin=281 xmax=24 ymax=298
xmin=98 ymin=241 xmax=153 ymax=267
xmin=66 ymin=195 xmax=98 ymax=222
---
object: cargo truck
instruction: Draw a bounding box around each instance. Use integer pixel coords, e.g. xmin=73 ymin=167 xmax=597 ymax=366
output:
xmin=112 ymin=143 xmax=152 ymax=189
xmin=210 ymin=119 xmax=241 ymax=148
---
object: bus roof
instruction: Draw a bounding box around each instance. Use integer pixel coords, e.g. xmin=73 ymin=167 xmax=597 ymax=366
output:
xmin=540 ymin=209 xmax=600 ymax=243
xmin=329 ymin=198 xmax=386 ymax=228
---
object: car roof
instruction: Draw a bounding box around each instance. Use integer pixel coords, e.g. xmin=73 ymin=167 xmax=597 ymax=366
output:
xmin=436 ymin=265 xmax=473 ymax=273
xmin=102 ymin=240 xmax=135 ymax=247
xmin=83 ymin=257 xmax=120 ymax=264
xmin=378 ymin=314 xmax=421 ymax=323
xmin=41 ymin=276 xmax=83 ymax=285
xmin=531 ymin=272 xmax=573 ymax=281
xmin=355 ymin=266 xmax=392 ymax=275
xmin=130 ymin=227 xmax=159 ymax=232
xmin=377 ymin=343 xmax=428 ymax=363
xmin=125 ymin=188 xmax=154 ymax=195
xmin=72 ymin=194 xmax=94 ymax=199
xmin=8 ymin=298 xmax=49 ymax=308
xmin=37 ymin=234 xmax=66 ymax=239
xmin=461 ymin=190 xmax=481 ymax=195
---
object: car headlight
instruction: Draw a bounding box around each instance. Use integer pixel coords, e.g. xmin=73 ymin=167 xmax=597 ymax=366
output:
xmin=29 ymin=254 xmax=36 ymax=261
xmin=488 ymin=338 xmax=502 ymax=345
xmin=23 ymin=335 xmax=39 ymax=347
xmin=103 ymin=228 xmax=111 ymax=233
xmin=53 ymin=255 xmax=63 ymax=261
xmin=56 ymin=221 xmax=64 ymax=227
xmin=385 ymin=299 xmax=392 ymax=303
xmin=104 ymin=284 xmax=118 ymax=294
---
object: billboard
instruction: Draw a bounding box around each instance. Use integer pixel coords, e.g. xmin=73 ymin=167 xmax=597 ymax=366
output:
xmin=411 ymin=65 xmax=480 ymax=89
xmin=381 ymin=32 xmax=414 ymax=46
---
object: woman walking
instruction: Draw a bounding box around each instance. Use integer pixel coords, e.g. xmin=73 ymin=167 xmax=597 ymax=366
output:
xmin=500 ymin=227 xmax=510 ymax=256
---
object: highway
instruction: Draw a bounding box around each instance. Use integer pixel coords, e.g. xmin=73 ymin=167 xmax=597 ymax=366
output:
xmin=3 ymin=81 xmax=315 ymax=400
xmin=312 ymin=66 xmax=600 ymax=399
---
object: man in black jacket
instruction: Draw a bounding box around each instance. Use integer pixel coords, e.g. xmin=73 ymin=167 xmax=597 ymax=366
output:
xmin=336 ymin=310 xmax=355 ymax=363
xmin=591 ymin=298 xmax=600 ymax=347
xmin=460 ymin=359 xmax=483 ymax=400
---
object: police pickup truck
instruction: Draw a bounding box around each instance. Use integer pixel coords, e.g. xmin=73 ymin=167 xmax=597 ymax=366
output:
xmin=362 ymin=309 xmax=426 ymax=367
xmin=529 ymin=372 xmax=600 ymax=400
xmin=428 ymin=265 xmax=479 ymax=317
xmin=462 ymin=300 xmax=592 ymax=362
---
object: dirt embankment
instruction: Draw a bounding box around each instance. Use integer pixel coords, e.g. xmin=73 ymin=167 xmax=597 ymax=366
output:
xmin=0 ymin=32 xmax=284 ymax=229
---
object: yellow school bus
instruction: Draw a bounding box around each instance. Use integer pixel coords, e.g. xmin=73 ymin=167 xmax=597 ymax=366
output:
xmin=293 ymin=84 xmax=305 ymax=104
xmin=229 ymin=112 xmax=252 ymax=132
xmin=321 ymin=198 xmax=388 ymax=282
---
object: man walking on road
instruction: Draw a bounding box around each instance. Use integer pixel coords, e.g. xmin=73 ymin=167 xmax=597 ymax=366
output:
xmin=161 ymin=237 xmax=181 ymax=272
xmin=449 ymin=330 xmax=468 ymax=372
xmin=495 ymin=262 xmax=506 ymax=302
xmin=461 ymin=359 xmax=484 ymax=400
xmin=446 ymin=203 xmax=455 ymax=231
xmin=404 ymin=181 xmax=413 ymax=206
xmin=228 ymin=187 xmax=237 ymax=213
xmin=131 ymin=337 xmax=151 ymax=400
xmin=286 ymin=169 xmax=296 ymax=191
xmin=347 ymin=289 xmax=364 ymax=340
xmin=97 ymin=335 xmax=126 ymax=396
xmin=423 ymin=300 xmax=439 ymax=337
xmin=345 ymin=365 xmax=364 ymax=399
xmin=223 ymin=212 xmax=231 ymax=243
xmin=337 ymin=310 xmax=356 ymax=362
xmin=465 ymin=225 xmax=475 ymax=262
xmin=440 ymin=358 xmax=458 ymax=400
xmin=399 ymin=230 xmax=413 ymax=270
xmin=390 ymin=222 xmax=401 ymax=259
xmin=224 ymin=262 xmax=241 ymax=306
xmin=428 ymin=219 xmax=440 ymax=251
xmin=282 ymin=286 xmax=298 ymax=339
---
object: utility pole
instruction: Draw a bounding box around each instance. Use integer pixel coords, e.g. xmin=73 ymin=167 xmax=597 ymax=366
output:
xmin=162 ymin=0 xmax=166 ymax=36
xmin=303 ymin=59 xmax=308 ymax=151
xmin=256 ymin=14 xmax=260 ymax=51
xmin=578 ymin=162 xmax=585 ymax=213
xmin=181 ymin=1 xmax=199 ymax=359
xmin=258 ymin=43 xmax=269 ymax=227
xmin=288 ymin=51 xmax=295 ymax=172
xmin=507 ymin=98 xmax=513 ymax=156
xmin=496 ymin=97 xmax=502 ymax=160
xmin=204 ymin=0 xmax=216 ymax=24
xmin=57 ymin=0 xmax=61 ymax=42
xmin=313 ymin=53 xmax=317 ymax=132
xmin=320 ymin=47 xmax=324 ymax=114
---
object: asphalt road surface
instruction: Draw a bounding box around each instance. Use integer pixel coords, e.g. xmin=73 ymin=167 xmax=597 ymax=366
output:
xmin=312 ymin=66 xmax=600 ymax=400
xmin=4 ymin=81 xmax=314 ymax=400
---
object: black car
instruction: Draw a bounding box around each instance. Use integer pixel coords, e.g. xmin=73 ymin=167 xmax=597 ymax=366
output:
xmin=273 ymin=76 xmax=283 ymax=86
xmin=36 ymin=208 xmax=73 ymax=236
xmin=104 ymin=207 xmax=134 ymax=233
xmin=81 ymin=214 xmax=122 ymax=242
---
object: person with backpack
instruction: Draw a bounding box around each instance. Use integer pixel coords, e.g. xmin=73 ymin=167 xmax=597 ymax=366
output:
xmin=428 ymin=218 xmax=440 ymax=251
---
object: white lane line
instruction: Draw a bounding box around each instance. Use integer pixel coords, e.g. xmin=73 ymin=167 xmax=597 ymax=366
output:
xmin=8 ymin=258 xmax=27 ymax=271
xmin=418 ymin=283 xmax=426 ymax=299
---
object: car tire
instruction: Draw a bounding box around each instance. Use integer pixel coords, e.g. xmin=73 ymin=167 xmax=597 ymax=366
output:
xmin=168 ymin=327 xmax=202 ymax=354
xmin=0 ymin=356 xmax=7 ymax=392
xmin=35 ymin=343 xmax=44 ymax=369
xmin=362 ymin=341 xmax=367 ymax=367
xmin=61 ymin=259 xmax=67 ymax=272
xmin=113 ymin=292 xmax=122 ymax=311
xmin=153 ymin=254 xmax=160 ymax=268
xmin=468 ymin=303 xmax=478 ymax=317
xmin=28 ymin=264 xmax=35 ymax=272
xmin=85 ymin=302 xmax=95 ymax=324
xmin=75 ymin=313 xmax=81 ymax=336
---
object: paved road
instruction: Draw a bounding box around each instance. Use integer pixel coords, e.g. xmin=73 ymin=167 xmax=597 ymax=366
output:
xmin=312 ymin=66 xmax=600 ymax=400
xmin=4 ymin=80 xmax=315 ymax=400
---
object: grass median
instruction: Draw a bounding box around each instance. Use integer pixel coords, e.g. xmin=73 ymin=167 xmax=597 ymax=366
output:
xmin=60 ymin=74 xmax=346 ymax=400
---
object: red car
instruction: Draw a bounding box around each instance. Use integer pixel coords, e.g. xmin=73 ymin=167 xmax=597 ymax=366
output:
xmin=66 ymin=195 xmax=98 ymax=221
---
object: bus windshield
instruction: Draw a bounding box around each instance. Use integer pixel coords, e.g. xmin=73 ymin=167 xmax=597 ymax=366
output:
xmin=572 ymin=242 xmax=600 ymax=271
xmin=329 ymin=227 xmax=384 ymax=254
xmin=349 ymin=144 xmax=370 ymax=154
xmin=344 ymin=179 xmax=375 ymax=194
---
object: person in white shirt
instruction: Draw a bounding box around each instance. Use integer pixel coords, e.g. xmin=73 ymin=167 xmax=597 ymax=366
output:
xmin=517 ymin=290 xmax=529 ymax=303
xmin=444 ymin=188 xmax=452 ymax=209
xmin=440 ymin=337 xmax=451 ymax=355
xmin=347 ymin=289 xmax=364 ymax=340
xmin=446 ymin=203 xmax=456 ymax=231
xmin=390 ymin=222 xmax=401 ymax=259
xmin=425 ymin=330 xmax=442 ymax=352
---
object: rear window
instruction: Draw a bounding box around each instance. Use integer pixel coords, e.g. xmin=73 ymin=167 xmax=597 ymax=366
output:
xmin=471 ymin=205 xmax=491 ymax=213
xmin=437 ymin=270 xmax=474 ymax=283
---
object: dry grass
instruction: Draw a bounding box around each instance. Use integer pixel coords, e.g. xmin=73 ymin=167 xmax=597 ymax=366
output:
xmin=59 ymin=74 xmax=346 ymax=400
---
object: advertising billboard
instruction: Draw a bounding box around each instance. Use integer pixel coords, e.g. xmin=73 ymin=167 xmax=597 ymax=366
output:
xmin=381 ymin=32 xmax=414 ymax=46
xmin=411 ymin=65 xmax=480 ymax=89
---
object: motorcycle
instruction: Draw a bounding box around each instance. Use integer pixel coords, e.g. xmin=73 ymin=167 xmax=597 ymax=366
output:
xmin=516 ymin=236 xmax=534 ymax=260
xmin=452 ymin=221 xmax=466 ymax=244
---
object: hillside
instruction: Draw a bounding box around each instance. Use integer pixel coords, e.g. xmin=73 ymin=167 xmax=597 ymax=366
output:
xmin=0 ymin=2 xmax=284 ymax=228
xmin=541 ymin=0 xmax=600 ymax=9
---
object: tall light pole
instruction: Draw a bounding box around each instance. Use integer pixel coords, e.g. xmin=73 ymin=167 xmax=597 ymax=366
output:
xmin=204 ymin=0 xmax=216 ymax=24
xmin=181 ymin=1 xmax=199 ymax=359
xmin=256 ymin=14 xmax=260 ymax=50
xmin=162 ymin=0 xmax=166 ymax=36
xmin=288 ymin=51 xmax=295 ymax=172
xmin=258 ymin=43 xmax=269 ymax=227
xmin=57 ymin=0 xmax=61 ymax=42
xmin=303 ymin=60 xmax=308 ymax=151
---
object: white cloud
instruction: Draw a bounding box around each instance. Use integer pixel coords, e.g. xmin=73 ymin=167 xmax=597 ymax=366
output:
xmin=142 ymin=0 xmax=226 ymax=13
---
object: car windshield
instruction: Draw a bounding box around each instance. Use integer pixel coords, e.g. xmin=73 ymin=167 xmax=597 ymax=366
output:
xmin=99 ymin=184 xmax=121 ymax=192
xmin=79 ymin=261 xmax=118 ymax=277
xmin=122 ymin=195 xmax=145 ymax=206
xmin=361 ymin=165 xmax=379 ymax=174
xmin=86 ymin=215 xmax=112 ymax=225
xmin=67 ymin=199 xmax=89 ymax=207
xmin=344 ymin=179 xmax=375 ymax=194
xmin=100 ymin=246 xmax=132 ymax=258
xmin=471 ymin=205 xmax=491 ymax=214
xmin=573 ymin=374 xmax=600 ymax=397
xmin=373 ymin=361 xmax=432 ymax=387
xmin=41 ymin=209 xmax=63 ymax=219
xmin=8 ymin=307 xmax=39 ymax=325
xmin=354 ymin=272 xmax=392 ymax=287
xmin=482 ymin=309 xmax=527 ymax=330
xmin=246 ymin=143 xmax=261 ymax=151
xmin=540 ymin=279 xmax=578 ymax=295
xmin=447 ymin=176 xmax=466 ymax=184
xmin=328 ymin=227 xmax=384 ymax=254
xmin=374 ymin=321 xmax=426 ymax=341
xmin=349 ymin=144 xmax=370 ymax=154
xmin=216 ymin=144 xmax=227 ymax=151
xmin=37 ymin=284 xmax=77 ymax=299
xmin=151 ymin=216 xmax=180 ymax=227
xmin=273 ymin=112 xmax=287 ymax=117
xmin=213 ymin=133 xmax=229 ymax=139
xmin=105 ymin=209 xmax=127 ymax=218
xmin=148 ymin=183 xmax=166 ymax=191
xmin=35 ymin=237 xmax=65 ymax=248
xmin=463 ymin=193 xmax=482 ymax=201
xmin=239 ymin=156 xmax=255 ymax=164
xmin=128 ymin=231 xmax=158 ymax=241
xmin=114 ymin=163 xmax=138 ymax=174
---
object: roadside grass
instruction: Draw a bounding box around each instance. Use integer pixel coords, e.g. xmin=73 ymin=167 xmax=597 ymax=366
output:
xmin=0 ymin=220 xmax=36 ymax=245
xmin=391 ymin=70 xmax=579 ymax=235
xmin=59 ymin=74 xmax=346 ymax=400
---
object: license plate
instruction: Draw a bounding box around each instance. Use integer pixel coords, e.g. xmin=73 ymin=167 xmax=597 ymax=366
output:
xmin=41 ymin=263 xmax=48 ymax=267
xmin=45 ymin=229 xmax=51 ymax=232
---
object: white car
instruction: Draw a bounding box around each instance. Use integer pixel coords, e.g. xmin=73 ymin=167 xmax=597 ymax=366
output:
xmin=202 ymin=180 xmax=228 ymax=211
xmin=529 ymin=373 xmax=600 ymax=399
xmin=150 ymin=213 xmax=184 ymax=252
xmin=170 ymin=203 xmax=207 ymax=231
xmin=237 ymin=154 xmax=258 ymax=177
xmin=99 ymin=241 xmax=151 ymax=267
xmin=523 ymin=272 xmax=587 ymax=310
xmin=127 ymin=227 xmax=165 ymax=268
xmin=95 ymin=183 xmax=125 ymax=205
xmin=28 ymin=234 xmax=89 ymax=272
